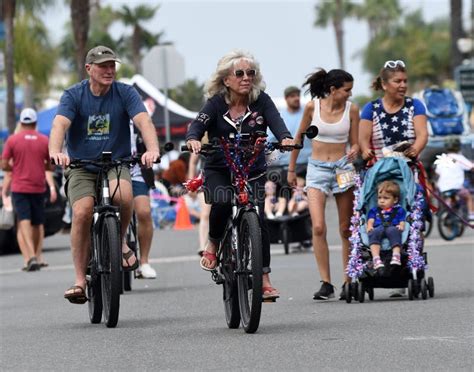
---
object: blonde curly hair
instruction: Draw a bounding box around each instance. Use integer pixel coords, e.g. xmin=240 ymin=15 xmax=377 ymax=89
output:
xmin=204 ymin=49 xmax=266 ymax=104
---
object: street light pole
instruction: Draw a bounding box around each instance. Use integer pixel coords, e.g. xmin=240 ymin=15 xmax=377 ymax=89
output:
xmin=161 ymin=46 xmax=171 ymax=143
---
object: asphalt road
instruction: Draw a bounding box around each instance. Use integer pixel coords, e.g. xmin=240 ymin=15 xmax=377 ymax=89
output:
xmin=0 ymin=198 xmax=473 ymax=371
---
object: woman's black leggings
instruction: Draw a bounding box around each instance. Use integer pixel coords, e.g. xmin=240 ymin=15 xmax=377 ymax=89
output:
xmin=203 ymin=168 xmax=271 ymax=273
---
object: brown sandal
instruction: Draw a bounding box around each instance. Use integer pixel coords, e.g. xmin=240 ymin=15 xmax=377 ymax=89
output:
xmin=64 ymin=285 xmax=87 ymax=304
xmin=122 ymin=249 xmax=139 ymax=272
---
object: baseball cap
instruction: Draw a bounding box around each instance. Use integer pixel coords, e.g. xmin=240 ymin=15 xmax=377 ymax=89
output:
xmin=85 ymin=45 xmax=121 ymax=65
xmin=20 ymin=108 xmax=37 ymax=124
xmin=284 ymin=86 xmax=301 ymax=97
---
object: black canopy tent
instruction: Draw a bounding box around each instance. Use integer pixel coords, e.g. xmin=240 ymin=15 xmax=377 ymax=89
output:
xmin=129 ymin=75 xmax=198 ymax=140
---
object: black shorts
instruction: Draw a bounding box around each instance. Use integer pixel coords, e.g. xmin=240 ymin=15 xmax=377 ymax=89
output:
xmin=11 ymin=192 xmax=46 ymax=225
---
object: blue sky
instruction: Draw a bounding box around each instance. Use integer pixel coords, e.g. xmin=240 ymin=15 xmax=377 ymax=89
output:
xmin=42 ymin=0 xmax=472 ymax=99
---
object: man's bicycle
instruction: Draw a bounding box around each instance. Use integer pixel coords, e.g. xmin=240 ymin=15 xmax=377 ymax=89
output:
xmin=182 ymin=128 xmax=316 ymax=333
xmin=68 ymin=152 xmax=143 ymax=328
xmin=436 ymin=189 xmax=469 ymax=241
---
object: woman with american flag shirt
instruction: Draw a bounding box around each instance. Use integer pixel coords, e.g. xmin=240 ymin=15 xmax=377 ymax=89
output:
xmin=359 ymin=60 xmax=428 ymax=161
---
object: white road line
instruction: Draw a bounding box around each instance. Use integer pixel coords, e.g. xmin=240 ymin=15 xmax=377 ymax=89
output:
xmin=0 ymin=236 xmax=472 ymax=276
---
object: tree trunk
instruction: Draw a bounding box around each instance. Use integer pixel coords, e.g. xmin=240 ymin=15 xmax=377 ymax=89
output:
xmin=450 ymin=0 xmax=465 ymax=71
xmin=132 ymin=26 xmax=142 ymax=74
xmin=334 ymin=0 xmax=345 ymax=70
xmin=3 ymin=0 xmax=16 ymax=134
xmin=71 ymin=0 xmax=90 ymax=81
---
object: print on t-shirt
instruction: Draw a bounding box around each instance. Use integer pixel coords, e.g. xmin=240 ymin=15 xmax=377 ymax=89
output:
xmin=87 ymin=113 xmax=110 ymax=139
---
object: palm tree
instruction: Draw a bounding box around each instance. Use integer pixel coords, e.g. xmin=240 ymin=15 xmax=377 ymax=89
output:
xmin=116 ymin=4 xmax=163 ymax=73
xmin=14 ymin=10 xmax=56 ymax=106
xmin=2 ymin=0 xmax=16 ymax=134
xmin=314 ymin=0 xmax=356 ymax=70
xmin=353 ymin=0 xmax=401 ymax=40
xmin=70 ymin=0 xmax=90 ymax=81
xmin=450 ymin=0 xmax=465 ymax=71
xmin=1 ymin=0 xmax=54 ymax=134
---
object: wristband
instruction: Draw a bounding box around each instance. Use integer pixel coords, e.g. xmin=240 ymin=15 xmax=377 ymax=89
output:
xmin=288 ymin=170 xmax=295 ymax=173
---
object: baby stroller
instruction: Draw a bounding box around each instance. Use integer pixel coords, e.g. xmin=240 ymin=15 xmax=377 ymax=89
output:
xmin=344 ymin=157 xmax=435 ymax=302
xmin=266 ymin=210 xmax=312 ymax=254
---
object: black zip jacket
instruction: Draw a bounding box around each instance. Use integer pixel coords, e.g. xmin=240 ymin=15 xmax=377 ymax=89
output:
xmin=185 ymin=92 xmax=292 ymax=172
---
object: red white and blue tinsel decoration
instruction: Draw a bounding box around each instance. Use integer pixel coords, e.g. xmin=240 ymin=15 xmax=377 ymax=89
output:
xmin=346 ymin=172 xmax=364 ymax=279
xmin=406 ymin=191 xmax=427 ymax=271
xmin=220 ymin=134 xmax=265 ymax=193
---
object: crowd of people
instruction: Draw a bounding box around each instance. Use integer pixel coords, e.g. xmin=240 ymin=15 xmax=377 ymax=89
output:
xmin=1 ymin=45 xmax=473 ymax=306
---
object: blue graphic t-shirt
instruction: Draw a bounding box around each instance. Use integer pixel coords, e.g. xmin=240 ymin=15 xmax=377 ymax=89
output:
xmin=57 ymin=80 xmax=146 ymax=160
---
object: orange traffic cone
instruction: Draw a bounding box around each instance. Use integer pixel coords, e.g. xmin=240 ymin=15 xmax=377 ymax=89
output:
xmin=174 ymin=197 xmax=193 ymax=230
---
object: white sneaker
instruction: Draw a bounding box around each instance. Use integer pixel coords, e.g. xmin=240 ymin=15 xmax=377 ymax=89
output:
xmin=138 ymin=263 xmax=156 ymax=279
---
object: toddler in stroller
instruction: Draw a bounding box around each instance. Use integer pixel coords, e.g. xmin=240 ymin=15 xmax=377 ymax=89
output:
xmin=367 ymin=181 xmax=406 ymax=272
xmin=345 ymin=157 xmax=434 ymax=302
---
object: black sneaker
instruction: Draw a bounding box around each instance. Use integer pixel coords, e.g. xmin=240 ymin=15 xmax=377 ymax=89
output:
xmin=313 ymin=281 xmax=335 ymax=300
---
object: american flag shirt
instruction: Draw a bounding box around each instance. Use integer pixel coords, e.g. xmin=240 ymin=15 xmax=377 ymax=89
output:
xmin=361 ymin=97 xmax=426 ymax=160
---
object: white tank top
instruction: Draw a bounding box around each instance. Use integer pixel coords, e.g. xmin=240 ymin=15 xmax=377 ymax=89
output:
xmin=310 ymin=99 xmax=351 ymax=143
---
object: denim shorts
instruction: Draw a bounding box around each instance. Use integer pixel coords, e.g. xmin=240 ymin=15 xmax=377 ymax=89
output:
xmin=132 ymin=180 xmax=150 ymax=197
xmin=305 ymin=156 xmax=354 ymax=195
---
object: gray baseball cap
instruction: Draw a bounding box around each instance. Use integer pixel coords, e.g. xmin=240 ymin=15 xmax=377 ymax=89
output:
xmin=284 ymin=86 xmax=301 ymax=97
xmin=85 ymin=45 xmax=121 ymax=65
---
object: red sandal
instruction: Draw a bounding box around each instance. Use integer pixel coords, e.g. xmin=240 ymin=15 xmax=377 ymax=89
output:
xmin=262 ymin=286 xmax=280 ymax=300
xmin=200 ymin=250 xmax=217 ymax=271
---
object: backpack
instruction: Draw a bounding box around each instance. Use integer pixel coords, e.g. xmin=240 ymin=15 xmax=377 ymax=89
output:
xmin=422 ymin=88 xmax=465 ymax=136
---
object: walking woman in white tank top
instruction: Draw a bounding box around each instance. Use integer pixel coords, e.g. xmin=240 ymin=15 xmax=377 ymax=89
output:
xmin=287 ymin=69 xmax=360 ymax=300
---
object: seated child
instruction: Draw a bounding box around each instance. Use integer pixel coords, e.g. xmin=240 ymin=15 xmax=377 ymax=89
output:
xmin=287 ymin=176 xmax=308 ymax=216
xmin=264 ymin=180 xmax=286 ymax=219
xmin=367 ymin=180 xmax=407 ymax=270
xmin=435 ymin=138 xmax=474 ymax=221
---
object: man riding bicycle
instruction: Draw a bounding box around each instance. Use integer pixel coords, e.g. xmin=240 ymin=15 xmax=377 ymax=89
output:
xmin=49 ymin=46 xmax=160 ymax=304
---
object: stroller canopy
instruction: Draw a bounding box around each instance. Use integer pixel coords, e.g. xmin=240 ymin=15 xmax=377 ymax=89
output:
xmin=357 ymin=157 xmax=416 ymax=212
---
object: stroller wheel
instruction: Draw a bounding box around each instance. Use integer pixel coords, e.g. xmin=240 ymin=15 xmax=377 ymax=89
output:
xmin=358 ymin=281 xmax=365 ymax=303
xmin=427 ymin=277 xmax=435 ymax=297
xmin=407 ymin=279 xmax=414 ymax=301
xmin=344 ymin=282 xmax=352 ymax=303
xmin=351 ymin=282 xmax=359 ymax=301
xmin=367 ymin=287 xmax=374 ymax=301
xmin=421 ymin=278 xmax=428 ymax=300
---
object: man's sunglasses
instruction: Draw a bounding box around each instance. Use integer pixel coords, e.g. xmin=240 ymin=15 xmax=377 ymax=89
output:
xmin=234 ymin=69 xmax=256 ymax=78
xmin=384 ymin=60 xmax=406 ymax=69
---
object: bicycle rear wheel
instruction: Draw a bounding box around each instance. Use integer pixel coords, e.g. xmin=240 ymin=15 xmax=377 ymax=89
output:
xmin=237 ymin=211 xmax=263 ymax=334
xmin=437 ymin=209 xmax=462 ymax=241
xmin=100 ymin=215 xmax=122 ymax=328
xmin=221 ymin=235 xmax=240 ymax=328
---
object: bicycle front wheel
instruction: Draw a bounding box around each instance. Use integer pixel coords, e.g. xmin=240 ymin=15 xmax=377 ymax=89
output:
xmin=100 ymin=215 xmax=122 ymax=328
xmin=237 ymin=211 xmax=263 ymax=334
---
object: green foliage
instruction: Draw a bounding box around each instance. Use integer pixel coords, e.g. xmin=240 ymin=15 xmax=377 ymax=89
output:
xmin=352 ymin=0 xmax=401 ymax=39
xmin=168 ymin=78 xmax=205 ymax=112
xmin=13 ymin=10 xmax=56 ymax=94
xmin=314 ymin=0 xmax=357 ymax=27
xmin=362 ymin=10 xmax=451 ymax=87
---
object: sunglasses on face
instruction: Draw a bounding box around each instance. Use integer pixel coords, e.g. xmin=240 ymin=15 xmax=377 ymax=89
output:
xmin=234 ymin=69 xmax=256 ymax=78
xmin=384 ymin=60 xmax=406 ymax=69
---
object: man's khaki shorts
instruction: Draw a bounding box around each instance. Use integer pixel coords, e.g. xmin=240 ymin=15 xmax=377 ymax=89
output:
xmin=64 ymin=166 xmax=131 ymax=206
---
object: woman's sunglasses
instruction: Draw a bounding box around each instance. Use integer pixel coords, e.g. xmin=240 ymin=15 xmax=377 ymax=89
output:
xmin=234 ymin=69 xmax=256 ymax=78
xmin=384 ymin=60 xmax=406 ymax=69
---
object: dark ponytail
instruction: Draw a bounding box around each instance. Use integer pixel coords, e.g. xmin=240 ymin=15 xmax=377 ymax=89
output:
xmin=303 ymin=68 xmax=354 ymax=99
